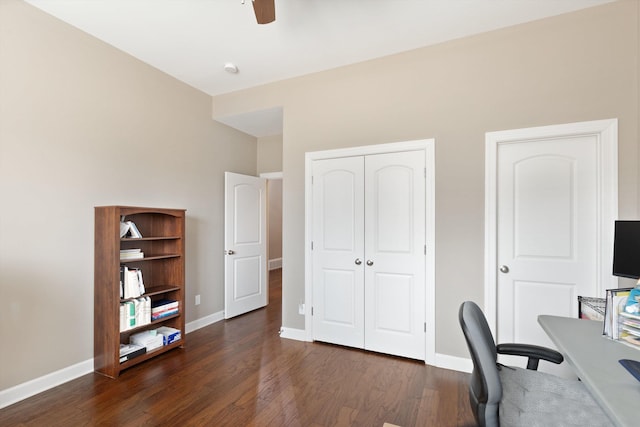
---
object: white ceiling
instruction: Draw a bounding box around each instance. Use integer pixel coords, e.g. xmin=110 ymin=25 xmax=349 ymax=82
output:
xmin=25 ymin=0 xmax=614 ymax=136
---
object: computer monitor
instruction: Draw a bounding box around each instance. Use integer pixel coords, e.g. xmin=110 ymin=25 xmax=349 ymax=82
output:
xmin=612 ymin=220 xmax=640 ymax=279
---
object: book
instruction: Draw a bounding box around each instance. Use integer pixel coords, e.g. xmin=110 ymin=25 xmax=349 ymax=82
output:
xmin=123 ymin=267 xmax=143 ymax=299
xmin=136 ymin=269 xmax=145 ymax=295
xmin=134 ymin=298 xmax=144 ymax=326
xmin=119 ymin=297 xmax=151 ymax=331
xmin=119 ymin=343 xmax=146 ymax=363
xmin=120 ymin=218 xmax=143 ymax=238
xmin=119 ymin=301 xmax=136 ymax=332
xmin=120 ymin=248 xmax=141 ymax=254
xmin=151 ymin=299 xmax=179 ymax=312
xmin=142 ymin=296 xmax=151 ymax=325
xmin=151 ymin=300 xmax=179 ymax=319
xmin=152 ymin=308 xmax=179 ymax=321
xmin=120 ymin=249 xmax=144 ymax=260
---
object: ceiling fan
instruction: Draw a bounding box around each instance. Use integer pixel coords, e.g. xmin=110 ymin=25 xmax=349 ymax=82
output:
xmin=252 ymin=0 xmax=276 ymax=25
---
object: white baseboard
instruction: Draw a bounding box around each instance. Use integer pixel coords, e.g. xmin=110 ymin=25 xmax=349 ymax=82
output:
xmin=185 ymin=310 xmax=224 ymax=333
xmin=434 ymin=353 xmax=473 ymax=373
xmin=268 ymin=258 xmax=282 ymax=270
xmin=279 ymin=327 xmax=309 ymax=341
xmin=0 ymin=358 xmax=93 ymax=410
xmin=1 ymin=311 xmax=225 ymax=409
xmin=278 ymin=327 xmax=472 ymax=373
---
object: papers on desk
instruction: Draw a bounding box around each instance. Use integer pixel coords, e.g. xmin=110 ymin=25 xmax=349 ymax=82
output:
xmin=619 ymin=312 xmax=640 ymax=347
xmin=603 ymin=287 xmax=633 ymax=339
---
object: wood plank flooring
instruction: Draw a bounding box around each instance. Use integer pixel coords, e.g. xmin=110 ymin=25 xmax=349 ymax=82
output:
xmin=0 ymin=269 xmax=476 ymax=426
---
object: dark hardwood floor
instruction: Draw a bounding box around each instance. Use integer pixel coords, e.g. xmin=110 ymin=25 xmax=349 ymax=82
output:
xmin=1 ymin=269 xmax=476 ymax=426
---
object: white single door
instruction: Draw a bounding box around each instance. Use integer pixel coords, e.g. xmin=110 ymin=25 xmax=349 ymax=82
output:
xmin=312 ymin=157 xmax=365 ymax=348
xmin=364 ymin=151 xmax=426 ymax=360
xmin=224 ymin=172 xmax=267 ymax=319
xmin=496 ymin=136 xmax=599 ymax=374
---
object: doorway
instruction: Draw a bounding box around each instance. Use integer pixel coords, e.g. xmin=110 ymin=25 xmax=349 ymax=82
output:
xmin=261 ymin=172 xmax=283 ymax=272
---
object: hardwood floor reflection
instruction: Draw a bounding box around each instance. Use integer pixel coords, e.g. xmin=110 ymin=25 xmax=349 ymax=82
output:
xmin=0 ymin=269 xmax=475 ymax=426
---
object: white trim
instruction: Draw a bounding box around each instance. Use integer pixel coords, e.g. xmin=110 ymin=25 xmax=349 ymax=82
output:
xmin=0 ymin=359 xmax=93 ymax=409
xmin=262 ymin=171 xmax=283 ymax=274
xmin=259 ymin=171 xmax=283 ymax=179
xmin=185 ymin=310 xmax=225 ymax=333
xmin=424 ymin=140 xmax=436 ymax=366
xmin=305 ymin=138 xmax=436 ymax=363
xmin=2 ymin=313 xmax=227 ymax=408
xmin=279 ymin=327 xmax=309 ymax=341
xmin=484 ymin=119 xmax=618 ymax=337
xmin=434 ymin=353 xmax=473 ymax=373
xmin=268 ymin=258 xmax=282 ymax=270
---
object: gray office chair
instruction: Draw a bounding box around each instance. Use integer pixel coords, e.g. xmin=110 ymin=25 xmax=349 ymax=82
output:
xmin=458 ymin=301 xmax=612 ymax=427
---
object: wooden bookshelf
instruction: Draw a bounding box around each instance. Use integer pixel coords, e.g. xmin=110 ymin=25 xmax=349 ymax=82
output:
xmin=94 ymin=206 xmax=186 ymax=378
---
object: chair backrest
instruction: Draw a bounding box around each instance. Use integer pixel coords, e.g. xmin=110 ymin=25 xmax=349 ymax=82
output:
xmin=458 ymin=301 xmax=502 ymax=427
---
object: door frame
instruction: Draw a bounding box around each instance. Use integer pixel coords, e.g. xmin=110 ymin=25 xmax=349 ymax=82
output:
xmin=304 ymin=138 xmax=436 ymax=364
xmin=260 ymin=171 xmax=283 ymax=271
xmin=484 ymin=119 xmax=618 ymax=337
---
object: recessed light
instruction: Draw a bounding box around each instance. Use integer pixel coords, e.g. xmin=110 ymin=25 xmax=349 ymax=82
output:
xmin=224 ymin=63 xmax=239 ymax=74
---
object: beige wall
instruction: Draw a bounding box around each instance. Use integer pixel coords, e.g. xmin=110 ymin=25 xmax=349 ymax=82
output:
xmin=0 ymin=0 xmax=256 ymax=390
xmin=212 ymin=1 xmax=640 ymax=358
xmin=257 ymin=134 xmax=283 ymax=173
xmin=258 ymin=135 xmax=283 ymax=264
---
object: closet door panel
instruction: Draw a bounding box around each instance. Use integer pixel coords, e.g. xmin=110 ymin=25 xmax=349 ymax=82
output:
xmin=311 ymin=157 xmax=365 ymax=348
xmin=364 ymin=150 xmax=426 ymax=360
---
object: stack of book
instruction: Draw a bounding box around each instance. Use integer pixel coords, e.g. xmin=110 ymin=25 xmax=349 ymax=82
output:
xmin=151 ymin=299 xmax=179 ymax=320
xmin=120 ymin=266 xmax=145 ymax=298
xmin=120 ymin=248 xmax=144 ymax=260
xmin=119 ymin=296 xmax=151 ymax=332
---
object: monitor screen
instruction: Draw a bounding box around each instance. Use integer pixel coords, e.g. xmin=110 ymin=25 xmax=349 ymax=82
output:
xmin=613 ymin=220 xmax=640 ymax=279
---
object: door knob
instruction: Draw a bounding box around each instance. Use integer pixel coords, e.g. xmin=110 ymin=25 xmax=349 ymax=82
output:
xmin=226 ymin=249 xmax=235 ymax=255
xmin=355 ymin=258 xmax=362 ymax=265
xmin=499 ymin=265 xmax=509 ymax=273
xmin=366 ymin=260 xmax=374 ymax=266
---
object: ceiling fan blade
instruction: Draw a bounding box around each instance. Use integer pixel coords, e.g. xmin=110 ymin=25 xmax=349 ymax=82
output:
xmin=252 ymin=0 xmax=275 ymax=24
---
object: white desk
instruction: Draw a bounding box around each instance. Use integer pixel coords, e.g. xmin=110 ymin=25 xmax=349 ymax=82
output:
xmin=538 ymin=315 xmax=640 ymax=427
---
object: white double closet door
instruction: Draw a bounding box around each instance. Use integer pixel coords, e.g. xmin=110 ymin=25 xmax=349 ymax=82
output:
xmin=311 ymin=150 xmax=426 ymax=360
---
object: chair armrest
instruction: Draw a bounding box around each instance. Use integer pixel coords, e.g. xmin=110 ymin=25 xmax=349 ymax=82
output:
xmin=497 ymin=343 xmax=564 ymax=370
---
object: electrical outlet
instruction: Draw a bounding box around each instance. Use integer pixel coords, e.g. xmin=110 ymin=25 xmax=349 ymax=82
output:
xmin=195 ymin=294 xmax=201 ymax=305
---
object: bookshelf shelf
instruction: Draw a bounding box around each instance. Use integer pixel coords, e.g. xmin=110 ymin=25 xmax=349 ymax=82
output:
xmin=122 ymin=236 xmax=181 ymax=241
xmin=119 ymin=254 xmax=182 ymax=263
xmin=118 ymin=340 xmax=183 ymax=370
xmin=94 ymin=206 xmax=186 ymax=378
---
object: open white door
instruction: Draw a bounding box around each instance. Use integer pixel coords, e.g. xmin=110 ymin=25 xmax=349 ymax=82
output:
xmin=224 ymin=172 xmax=267 ymax=319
